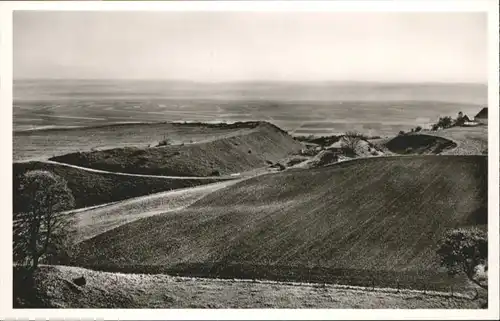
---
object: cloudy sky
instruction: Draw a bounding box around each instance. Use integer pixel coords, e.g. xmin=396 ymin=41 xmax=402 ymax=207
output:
xmin=14 ymin=11 xmax=487 ymax=83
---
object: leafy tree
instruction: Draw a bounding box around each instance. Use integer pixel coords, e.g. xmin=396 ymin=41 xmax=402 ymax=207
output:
xmin=455 ymin=111 xmax=466 ymax=126
xmin=437 ymin=227 xmax=488 ymax=289
xmin=437 ymin=116 xmax=454 ymax=129
xmin=13 ymin=170 xmax=76 ymax=271
xmin=415 ymin=126 xmax=422 ymax=132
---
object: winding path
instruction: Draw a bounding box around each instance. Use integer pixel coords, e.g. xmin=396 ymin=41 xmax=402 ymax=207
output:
xmin=32 ymin=159 xmax=238 ymax=180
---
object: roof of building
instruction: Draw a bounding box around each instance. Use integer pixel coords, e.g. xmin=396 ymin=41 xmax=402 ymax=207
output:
xmin=475 ymin=107 xmax=488 ymax=119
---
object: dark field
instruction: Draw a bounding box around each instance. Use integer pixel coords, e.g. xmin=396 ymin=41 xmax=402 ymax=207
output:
xmin=72 ymin=156 xmax=487 ymax=291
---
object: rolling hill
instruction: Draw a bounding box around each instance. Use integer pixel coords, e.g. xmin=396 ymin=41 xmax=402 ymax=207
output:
xmin=13 ymin=161 xmax=226 ymax=212
xmin=71 ymin=179 xmax=242 ymax=243
xmin=73 ymin=155 xmax=487 ymax=291
xmin=50 ymin=122 xmax=302 ymax=177
xmin=13 ymin=121 xmax=260 ymax=162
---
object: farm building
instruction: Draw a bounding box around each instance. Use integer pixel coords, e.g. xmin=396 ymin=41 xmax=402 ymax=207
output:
xmin=455 ymin=112 xmax=471 ymax=126
xmin=474 ymin=107 xmax=488 ymax=124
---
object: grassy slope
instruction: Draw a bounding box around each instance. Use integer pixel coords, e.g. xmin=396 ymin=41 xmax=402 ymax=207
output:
xmin=428 ymin=126 xmax=488 ymax=155
xmin=72 ymin=179 xmax=242 ymax=243
xmin=14 ymin=265 xmax=482 ymax=309
xmin=50 ymin=122 xmax=302 ymax=177
xmin=13 ymin=161 xmax=224 ymax=212
xmin=74 ymin=156 xmax=487 ymax=290
xmin=14 ymin=121 xmax=257 ymax=162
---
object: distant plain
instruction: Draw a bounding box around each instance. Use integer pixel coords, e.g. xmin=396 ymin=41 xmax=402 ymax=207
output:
xmin=13 ymin=80 xmax=486 ymax=161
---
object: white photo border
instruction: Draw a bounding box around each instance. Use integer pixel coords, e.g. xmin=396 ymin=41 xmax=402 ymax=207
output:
xmin=0 ymin=1 xmax=498 ymax=320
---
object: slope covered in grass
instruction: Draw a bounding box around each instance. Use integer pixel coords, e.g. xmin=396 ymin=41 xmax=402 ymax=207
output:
xmin=71 ymin=179 xmax=242 ymax=243
xmin=13 ymin=161 xmax=224 ymax=212
xmin=426 ymin=126 xmax=488 ymax=155
xmin=14 ymin=265 xmax=482 ymax=309
xmin=50 ymin=122 xmax=302 ymax=177
xmin=74 ymin=156 xmax=487 ymax=290
xmin=14 ymin=121 xmax=260 ymax=162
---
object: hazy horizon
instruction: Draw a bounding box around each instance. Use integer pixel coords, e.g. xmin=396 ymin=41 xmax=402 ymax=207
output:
xmin=13 ymin=78 xmax=488 ymax=85
xmin=14 ymin=11 xmax=487 ymax=83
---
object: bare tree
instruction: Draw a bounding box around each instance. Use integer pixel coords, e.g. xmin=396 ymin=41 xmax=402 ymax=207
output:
xmin=13 ymin=170 xmax=76 ymax=271
xmin=341 ymin=131 xmax=364 ymax=155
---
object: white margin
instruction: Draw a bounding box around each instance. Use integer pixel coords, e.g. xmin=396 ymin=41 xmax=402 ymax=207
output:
xmin=1 ymin=1 xmax=499 ymax=320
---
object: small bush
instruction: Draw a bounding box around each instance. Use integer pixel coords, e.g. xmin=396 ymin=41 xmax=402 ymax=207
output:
xmin=398 ymin=130 xmax=406 ymax=136
xmin=286 ymin=157 xmax=307 ymax=167
xmin=210 ymin=170 xmax=221 ymax=176
xmin=271 ymin=163 xmax=286 ymax=171
xmin=157 ymin=136 xmax=172 ymax=147
xmin=415 ymin=126 xmax=422 ymax=132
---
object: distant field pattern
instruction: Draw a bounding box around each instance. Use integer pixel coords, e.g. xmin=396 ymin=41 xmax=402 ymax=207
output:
xmin=13 ymin=80 xmax=487 ymax=161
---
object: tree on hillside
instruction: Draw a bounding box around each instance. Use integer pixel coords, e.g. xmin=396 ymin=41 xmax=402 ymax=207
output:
xmin=455 ymin=111 xmax=466 ymax=126
xmin=341 ymin=131 xmax=364 ymax=155
xmin=436 ymin=227 xmax=488 ymax=290
xmin=433 ymin=116 xmax=454 ymax=130
xmin=13 ymin=170 xmax=76 ymax=272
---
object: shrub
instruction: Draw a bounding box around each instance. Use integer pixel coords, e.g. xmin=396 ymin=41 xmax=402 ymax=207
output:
xmin=437 ymin=227 xmax=487 ymax=289
xmin=157 ymin=136 xmax=172 ymax=147
xmin=398 ymin=130 xmax=406 ymax=136
xmin=210 ymin=170 xmax=221 ymax=176
xmin=286 ymin=157 xmax=307 ymax=167
xmin=415 ymin=126 xmax=422 ymax=132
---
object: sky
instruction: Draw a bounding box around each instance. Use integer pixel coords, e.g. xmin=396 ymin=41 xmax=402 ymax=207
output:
xmin=13 ymin=11 xmax=488 ymax=83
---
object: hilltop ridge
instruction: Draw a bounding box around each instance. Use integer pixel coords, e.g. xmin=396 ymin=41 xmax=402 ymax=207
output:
xmin=50 ymin=121 xmax=302 ymax=177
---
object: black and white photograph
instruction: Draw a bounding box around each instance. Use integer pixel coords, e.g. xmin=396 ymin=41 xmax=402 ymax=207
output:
xmin=1 ymin=0 xmax=499 ymax=319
